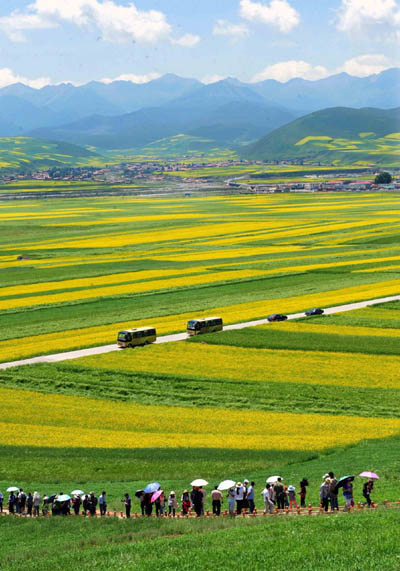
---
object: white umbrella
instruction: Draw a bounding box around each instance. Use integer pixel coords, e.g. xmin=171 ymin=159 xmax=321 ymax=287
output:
xmin=56 ymin=494 xmax=71 ymax=502
xmin=6 ymin=486 xmax=19 ymax=492
xmin=71 ymin=490 xmax=85 ymax=496
xmin=218 ymin=479 xmax=236 ymax=491
xmin=266 ymin=476 xmax=282 ymax=484
xmin=190 ymin=478 xmax=208 ymax=487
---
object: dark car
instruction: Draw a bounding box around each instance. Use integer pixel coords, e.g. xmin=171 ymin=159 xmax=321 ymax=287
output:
xmin=305 ymin=308 xmax=324 ymax=316
xmin=267 ymin=314 xmax=288 ymax=322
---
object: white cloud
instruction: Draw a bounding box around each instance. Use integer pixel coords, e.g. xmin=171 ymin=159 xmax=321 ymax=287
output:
xmin=201 ymin=74 xmax=228 ymax=84
xmin=0 ymin=0 xmax=173 ymax=43
xmin=240 ymin=0 xmax=300 ymax=33
xmin=341 ymin=54 xmax=393 ymax=76
xmin=170 ymin=33 xmax=200 ymax=47
xmin=0 ymin=67 xmax=50 ymax=88
xmin=251 ymin=54 xmax=398 ymax=83
xmin=100 ymin=72 xmax=161 ymax=84
xmin=337 ymin=0 xmax=400 ymax=40
xmin=252 ymin=60 xmax=329 ymax=82
xmin=213 ymin=19 xmax=249 ymax=39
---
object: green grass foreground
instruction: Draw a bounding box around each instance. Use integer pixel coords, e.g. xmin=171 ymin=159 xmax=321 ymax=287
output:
xmin=0 ymin=510 xmax=399 ymax=570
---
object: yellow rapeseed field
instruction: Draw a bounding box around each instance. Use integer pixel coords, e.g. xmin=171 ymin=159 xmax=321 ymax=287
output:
xmin=0 ymin=268 xmax=267 ymax=311
xmin=1 ymin=387 xmax=399 ymax=450
xmin=257 ymin=321 xmax=400 ymax=338
xmin=77 ymin=342 xmax=400 ymax=390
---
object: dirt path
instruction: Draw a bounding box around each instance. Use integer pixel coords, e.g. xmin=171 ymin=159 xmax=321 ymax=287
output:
xmin=0 ymin=293 xmax=399 ymax=371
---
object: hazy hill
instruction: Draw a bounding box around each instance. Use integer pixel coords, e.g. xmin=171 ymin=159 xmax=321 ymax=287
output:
xmin=30 ymin=81 xmax=296 ymax=149
xmin=242 ymin=107 xmax=400 ymax=164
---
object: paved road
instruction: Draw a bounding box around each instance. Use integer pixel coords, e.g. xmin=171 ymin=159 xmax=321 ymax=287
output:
xmin=1 ymin=293 xmax=399 ymax=371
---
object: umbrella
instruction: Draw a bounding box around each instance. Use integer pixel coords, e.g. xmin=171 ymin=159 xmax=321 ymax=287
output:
xmin=334 ymin=475 xmax=355 ymax=492
xmin=151 ymin=490 xmax=163 ymax=503
xmin=71 ymin=490 xmax=84 ymax=496
xmin=217 ymin=479 xmax=236 ymax=491
xmin=47 ymin=494 xmax=57 ymax=502
xmin=6 ymin=486 xmax=19 ymax=492
xmin=135 ymin=489 xmax=144 ymax=498
xmin=56 ymin=494 xmax=71 ymax=502
xmin=190 ymin=479 xmax=208 ymax=487
xmin=359 ymin=471 xmax=379 ymax=479
xmin=144 ymin=482 xmax=161 ymax=494
xmin=266 ymin=476 xmax=282 ymax=484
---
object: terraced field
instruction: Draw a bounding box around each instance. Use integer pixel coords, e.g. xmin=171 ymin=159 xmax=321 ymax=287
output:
xmin=1 ymin=192 xmax=400 ymax=568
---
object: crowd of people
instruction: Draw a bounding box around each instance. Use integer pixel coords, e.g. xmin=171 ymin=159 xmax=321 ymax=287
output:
xmin=0 ymin=473 xmax=376 ymax=519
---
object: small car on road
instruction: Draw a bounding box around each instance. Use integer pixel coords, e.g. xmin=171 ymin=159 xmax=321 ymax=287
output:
xmin=305 ymin=308 xmax=324 ymax=316
xmin=267 ymin=314 xmax=288 ymax=322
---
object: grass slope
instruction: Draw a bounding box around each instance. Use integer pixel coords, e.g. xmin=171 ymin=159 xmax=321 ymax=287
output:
xmin=0 ymin=137 xmax=100 ymax=170
xmin=243 ymin=106 xmax=400 ymax=164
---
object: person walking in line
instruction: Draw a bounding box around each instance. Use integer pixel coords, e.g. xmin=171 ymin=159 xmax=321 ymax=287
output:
xmin=26 ymin=492 xmax=33 ymax=517
xmin=274 ymin=478 xmax=284 ymax=510
xmin=124 ymin=493 xmax=131 ymax=518
xmin=82 ymin=494 xmax=89 ymax=516
xmin=192 ymin=487 xmax=203 ymax=517
xmin=155 ymin=491 xmax=165 ymax=517
xmin=19 ymin=489 xmax=26 ymax=515
xmin=227 ymin=487 xmax=236 ymax=516
xmin=329 ymin=472 xmax=338 ymax=511
xmin=88 ymin=492 xmax=97 ymax=516
xmin=320 ymin=477 xmax=331 ymax=512
xmin=42 ymin=495 xmax=49 ymax=516
xmin=139 ymin=491 xmax=145 ymax=516
xmin=143 ymin=492 xmax=153 ymax=517
xmin=263 ymin=483 xmax=274 ymax=514
xmin=200 ymin=486 xmax=206 ymax=515
xmin=362 ymin=479 xmax=374 ymax=507
xmin=8 ymin=491 xmax=16 ymax=514
xmin=181 ymin=490 xmax=191 ymax=515
xmin=234 ymin=482 xmax=246 ymax=515
xmin=99 ymin=491 xmax=107 ymax=516
xmin=168 ymin=492 xmax=177 ymax=517
xmin=288 ymin=486 xmax=298 ymax=509
xmin=247 ymin=482 xmax=255 ymax=514
xmin=72 ymin=494 xmax=81 ymax=516
xmin=211 ymin=486 xmax=223 ymax=516
xmin=0 ymin=491 xmax=3 ymax=513
xmin=33 ymin=492 xmax=41 ymax=517
xmin=343 ymin=478 xmax=353 ymax=511
xmin=299 ymin=478 xmax=309 ymax=508
xmin=242 ymin=479 xmax=249 ymax=511
xmin=283 ymin=486 xmax=289 ymax=508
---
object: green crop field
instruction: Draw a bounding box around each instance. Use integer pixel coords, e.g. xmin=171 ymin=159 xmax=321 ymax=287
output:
xmin=0 ymin=192 xmax=400 ymax=569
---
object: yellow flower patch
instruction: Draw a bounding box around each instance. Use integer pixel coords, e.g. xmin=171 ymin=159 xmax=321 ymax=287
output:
xmin=77 ymin=342 xmax=400 ymax=391
xmin=1 ymin=387 xmax=399 ymax=451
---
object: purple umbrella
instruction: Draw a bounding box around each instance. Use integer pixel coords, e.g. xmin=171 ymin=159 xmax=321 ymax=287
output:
xmin=151 ymin=490 xmax=163 ymax=503
xmin=359 ymin=471 xmax=379 ymax=479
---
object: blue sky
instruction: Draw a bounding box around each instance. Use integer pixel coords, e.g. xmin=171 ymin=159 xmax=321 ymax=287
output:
xmin=0 ymin=0 xmax=398 ymax=87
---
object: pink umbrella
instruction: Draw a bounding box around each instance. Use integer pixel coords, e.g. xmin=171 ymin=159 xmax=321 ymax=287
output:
xmin=151 ymin=490 xmax=163 ymax=503
xmin=359 ymin=471 xmax=379 ymax=479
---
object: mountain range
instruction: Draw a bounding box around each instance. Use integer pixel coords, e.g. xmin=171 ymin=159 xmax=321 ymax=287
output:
xmin=0 ymin=69 xmax=398 ymax=151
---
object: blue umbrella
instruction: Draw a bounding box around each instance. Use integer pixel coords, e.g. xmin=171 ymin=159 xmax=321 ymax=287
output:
xmin=144 ymin=482 xmax=161 ymax=494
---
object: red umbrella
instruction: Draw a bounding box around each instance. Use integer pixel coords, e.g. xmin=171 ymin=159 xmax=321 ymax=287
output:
xmin=151 ymin=490 xmax=163 ymax=503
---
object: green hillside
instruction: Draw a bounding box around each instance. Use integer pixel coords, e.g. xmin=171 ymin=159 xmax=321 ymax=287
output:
xmin=242 ymin=107 xmax=400 ymax=165
xmin=0 ymin=137 xmax=101 ymax=170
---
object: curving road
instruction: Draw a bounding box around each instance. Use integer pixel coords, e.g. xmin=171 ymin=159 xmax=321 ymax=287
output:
xmin=0 ymin=293 xmax=399 ymax=371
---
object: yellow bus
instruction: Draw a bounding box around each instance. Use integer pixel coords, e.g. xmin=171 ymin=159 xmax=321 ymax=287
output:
xmin=187 ymin=317 xmax=223 ymax=336
xmin=117 ymin=327 xmax=157 ymax=348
